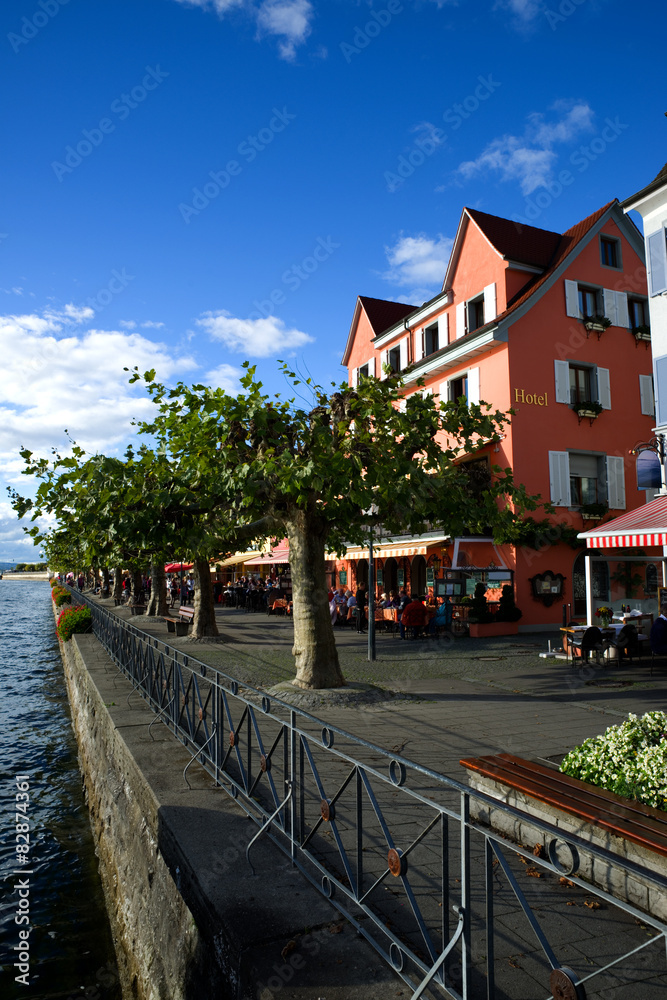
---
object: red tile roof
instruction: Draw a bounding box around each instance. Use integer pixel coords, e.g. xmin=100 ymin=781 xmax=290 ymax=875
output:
xmin=358 ymin=295 xmax=417 ymax=337
xmin=466 ymin=208 xmax=561 ymax=269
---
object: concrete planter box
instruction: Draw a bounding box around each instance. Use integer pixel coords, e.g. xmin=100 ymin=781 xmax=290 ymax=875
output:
xmin=465 ymin=771 xmax=667 ymax=921
xmin=468 ymin=622 xmax=519 ymax=638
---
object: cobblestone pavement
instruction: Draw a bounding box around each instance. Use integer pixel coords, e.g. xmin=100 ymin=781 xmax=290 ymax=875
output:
xmin=99 ymin=597 xmax=667 ymax=998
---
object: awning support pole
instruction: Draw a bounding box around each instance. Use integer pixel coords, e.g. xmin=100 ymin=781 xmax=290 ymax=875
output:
xmin=585 ymin=552 xmax=593 ymax=625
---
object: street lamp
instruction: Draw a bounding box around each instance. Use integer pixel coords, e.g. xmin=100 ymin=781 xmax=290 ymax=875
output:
xmin=364 ymin=504 xmax=379 ymax=662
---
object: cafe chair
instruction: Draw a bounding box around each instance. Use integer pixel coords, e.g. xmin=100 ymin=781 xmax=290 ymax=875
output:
xmin=607 ymin=624 xmax=640 ymax=666
xmin=569 ymin=626 xmax=607 ymax=666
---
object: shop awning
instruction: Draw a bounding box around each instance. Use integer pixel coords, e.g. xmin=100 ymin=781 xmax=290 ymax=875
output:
xmin=217 ymin=550 xmax=262 ymax=567
xmin=244 ymin=545 xmax=290 ymax=566
xmin=579 ymin=496 xmax=667 ymax=548
xmin=344 ymin=535 xmax=449 ymax=561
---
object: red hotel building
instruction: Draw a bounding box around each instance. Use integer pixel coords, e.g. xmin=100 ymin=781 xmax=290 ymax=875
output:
xmin=340 ymin=199 xmax=657 ymax=629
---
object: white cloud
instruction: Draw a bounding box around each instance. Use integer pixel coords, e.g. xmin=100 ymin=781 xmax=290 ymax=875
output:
xmin=171 ymin=0 xmax=314 ymax=60
xmin=197 ymin=310 xmax=314 ymax=357
xmin=141 ymin=320 xmax=165 ymax=329
xmin=456 ymin=101 xmax=594 ymax=195
xmin=256 ymin=0 xmax=313 ymax=61
xmin=495 ymin=0 xmax=544 ymax=22
xmin=204 ymin=363 xmax=244 ymax=393
xmin=2 ymin=287 xmax=23 ymax=296
xmin=120 ymin=320 xmax=137 ymax=329
xmin=381 ymin=233 xmax=453 ymax=291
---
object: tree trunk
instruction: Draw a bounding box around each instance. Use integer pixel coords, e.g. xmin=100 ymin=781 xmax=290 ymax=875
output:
xmin=102 ymin=566 xmax=110 ymax=590
xmin=146 ymin=559 xmax=169 ymax=616
xmin=132 ymin=569 xmax=143 ymax=603
xmin=192 ymin=559 xmax=219 ymax=638
xmin=287 ymin=512 xmax=345 ymax=689
xmin=113 ymin=567 xmax=123 ymax=601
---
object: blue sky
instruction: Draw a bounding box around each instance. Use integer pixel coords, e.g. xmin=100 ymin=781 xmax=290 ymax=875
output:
xmin=1 ymin=0 xmax=665 ymax=560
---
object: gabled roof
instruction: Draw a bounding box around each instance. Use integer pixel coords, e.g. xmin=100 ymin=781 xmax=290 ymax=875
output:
xmin=359 ymin=295 xmax=417 ymax=336
xmin=341 ymin=295 xmax=417 ymax=365
xmin=466 ymin=208 xmax=561 ymax=269
xmin=621 ymin=162 xmax=667 ymax=211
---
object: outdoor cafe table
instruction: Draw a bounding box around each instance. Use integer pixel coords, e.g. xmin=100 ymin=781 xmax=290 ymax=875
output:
xmin=561 ymin=621 xmax=648 ymax=661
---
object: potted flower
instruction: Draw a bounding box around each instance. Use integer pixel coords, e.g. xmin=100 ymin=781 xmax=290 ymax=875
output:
xmin=573 ymin=400 xmax=603 ymax=422
xmin=632 ymin=324 xmax=651 ymax=342
xmin=583 ymin=314 xmax=612 ymax=334
xmin=595 ymin=605 xmax=614 ymax=628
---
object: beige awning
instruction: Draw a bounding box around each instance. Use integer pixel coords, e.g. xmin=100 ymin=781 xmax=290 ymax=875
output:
xmin=217 ymin=550 xmax=262 ymax=567
xmin=344 ymin=535 xmax=449 ymax=560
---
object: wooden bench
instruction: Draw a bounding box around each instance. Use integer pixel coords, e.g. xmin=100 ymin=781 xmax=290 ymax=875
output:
xmin=460 ymin=752 xmax=667 ymax=859
xmin=129 ymin=604 xmax=146 ymax=616
xmin=164 ymin=605 xmax=194 ymax=636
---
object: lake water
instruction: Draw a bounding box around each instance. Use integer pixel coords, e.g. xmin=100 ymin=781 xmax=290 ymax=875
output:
xmin=0 ymin=581 xmax=121 ymax=999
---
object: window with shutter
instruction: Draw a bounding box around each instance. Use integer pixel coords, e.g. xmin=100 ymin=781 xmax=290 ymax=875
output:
xmin=596 ymin=367 xmax=611 ymax=410
xmin=639 ymin=374 xmax=655 ymax=416
xmin=564 ymin=279 xmax=581 ymax=318
xmin=456 ymin=302 xmax=466 ymax=338
xmin=554 ymin=360 xmax=570 ymax=403
xmin=483 ymin=283 xmax=497 ymax=322
xmin=602 ymin=288 xmax=618 ymax=326
xmin=606 ymin=455 xmax=626 ymax=510
xmin=467 ymin=367 xmax=480 ymax=405
xmin=648 ymin=228 xmax=667 ymax=296
xmin=549 ymin=451 xmax=570 ymax=507
xmin=380 ymin=349 xmax=389 ymax=380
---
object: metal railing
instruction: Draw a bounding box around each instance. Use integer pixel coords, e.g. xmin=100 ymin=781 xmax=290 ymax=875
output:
xmin=67 ymin=588 xmax=667 ymax=1000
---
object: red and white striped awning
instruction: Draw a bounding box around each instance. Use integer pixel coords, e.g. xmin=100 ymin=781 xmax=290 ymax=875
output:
xmin=579 ymin=496 xmax=667 ymax=549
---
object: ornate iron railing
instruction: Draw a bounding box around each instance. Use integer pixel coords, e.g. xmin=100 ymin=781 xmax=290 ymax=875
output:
xmin=66 ymin=589 xmax=667 ymax=1000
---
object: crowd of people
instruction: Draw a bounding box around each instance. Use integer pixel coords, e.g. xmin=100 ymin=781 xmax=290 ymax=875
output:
xmin=328 ymin=585 xmax=454 ymax=638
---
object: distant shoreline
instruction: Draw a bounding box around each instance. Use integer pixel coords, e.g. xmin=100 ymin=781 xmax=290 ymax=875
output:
xmin=2 ymin=572 xmax=50 ymax=580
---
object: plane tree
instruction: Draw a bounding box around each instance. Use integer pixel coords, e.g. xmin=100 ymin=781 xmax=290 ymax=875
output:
xmin=133 ymin=363 xmax=539 ymax=689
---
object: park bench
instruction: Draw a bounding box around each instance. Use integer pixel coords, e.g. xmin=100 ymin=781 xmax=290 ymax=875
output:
xmin=129 ymin=604 xmax=146 ymax=616
xmin=460 ymin=752 xmax=667 ymax=859
xmin=164 ymin=605 xmax=195 ymax=636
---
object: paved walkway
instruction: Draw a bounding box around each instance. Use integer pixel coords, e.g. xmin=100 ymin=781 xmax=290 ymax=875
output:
xmin=94 ymin=596 xmax=667 ymax=998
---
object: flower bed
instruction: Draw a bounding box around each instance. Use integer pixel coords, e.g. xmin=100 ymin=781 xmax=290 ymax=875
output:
xmin=560 ymin=711 xmax=667 ymax=812
xmin=51 ymin=585 xmax=72 ymax=607
xmin=56 ymin=605 xmax=92 ymax=642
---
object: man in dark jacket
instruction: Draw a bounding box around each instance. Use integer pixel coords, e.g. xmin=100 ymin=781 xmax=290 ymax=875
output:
xmin=355 ymin=585 xmax=367 ymax=633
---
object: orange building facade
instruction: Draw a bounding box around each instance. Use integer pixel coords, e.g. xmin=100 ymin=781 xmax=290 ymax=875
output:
xmin=339 ymin=200 xmax=658 ymax=629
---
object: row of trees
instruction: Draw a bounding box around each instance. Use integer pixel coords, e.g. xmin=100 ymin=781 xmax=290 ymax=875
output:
xmin=11 ymin=363 xmax=541 ymax=689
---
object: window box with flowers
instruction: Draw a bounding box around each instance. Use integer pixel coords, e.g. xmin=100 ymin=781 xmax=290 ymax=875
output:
xmin=583 ymin=315 xmax=612 ymax=335
xmin=632 ymin=324 xmax=651 ymax=342
xmin=572 ymin=400 xmax=603 ymax=423
xmin=580 ymin=502 xmax=608 ymax=522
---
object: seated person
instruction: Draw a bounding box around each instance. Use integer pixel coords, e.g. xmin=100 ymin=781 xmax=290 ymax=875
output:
xmin=429 ymin=595 xmax=453 ymax=634
xmin=650 ymin=606 xmax=667 ymax=654
xmin=400 ymin=597 xmax=428 ymax=639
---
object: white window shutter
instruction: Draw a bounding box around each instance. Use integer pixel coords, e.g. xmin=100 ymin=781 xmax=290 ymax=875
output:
xmin=549 ymin=451 xmax=570 ymax=507
xmin=367 ymin=357 xmax=375 ymax=378
xmin=606 ymin=455 xmax=626 ymax=510
xmin=640 ymin=374 xmax=655 ymax=416
xmin=615 ymin=291 xmax=629 ymax=328
xmin=603 ymin=288 xmax=618 ymax=326
xmin=483 ymin=283 xmax=497 ymax=322
xmin=439 ymin=313 xmax=449 ymax=345
xmin=655 ymin=356 xmax=667 ymax=426
xmin=648 ymin=229 xmax=667 ymax=296
xmin=456 ymin=302 xmax=466 ymax=338
xmin=398 ymin=398 xmax=406 ymax=412
xmin=350 ymin=367 xmax=358 ymax=388
xmin=414 ymin=329 xmax=424 ymax=362
xmin=380 ymin=349 xmax=389 ymax=380
xmin=554 ymin=360 xmax=570 ymax=404
xmin=467 ymin=367 xmax=480 ymax=405
xmin=439 ymin=381 xmax=448 ymax=402
xmin=399 ymin=337 xmax=408 ymax=370
xmin=564 ymin=279 xmax=581 ymax=318
xmin=596 ymin=367 xmax=611 ymax=410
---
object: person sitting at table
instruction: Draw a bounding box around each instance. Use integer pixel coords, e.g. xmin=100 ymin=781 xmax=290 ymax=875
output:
xmin=428 ymin=595 xmax=453 ymax=635
xmin=650 ymin=605 xmax=667 ymax=655
xmin=400 ymin=596 xmax=428 ymax=639
xmin=387 ymin=591 xmax=400 ymax=609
